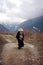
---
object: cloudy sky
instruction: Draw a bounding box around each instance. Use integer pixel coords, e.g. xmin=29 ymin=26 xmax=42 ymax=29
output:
xmin=0 ymin=0 xmax=43 ymax=23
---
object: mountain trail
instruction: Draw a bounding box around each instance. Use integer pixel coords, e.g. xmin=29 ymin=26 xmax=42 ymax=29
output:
xmin=1 ymin=42 xmax=40 ymax=65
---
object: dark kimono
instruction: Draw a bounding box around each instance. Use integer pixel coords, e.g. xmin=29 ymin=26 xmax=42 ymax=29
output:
xmin=16 ymin=31 xmax=24 ymax=49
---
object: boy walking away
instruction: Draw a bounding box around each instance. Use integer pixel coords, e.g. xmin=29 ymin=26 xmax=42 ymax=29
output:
xmin=16 ymin=28 xmax=24 ymax=49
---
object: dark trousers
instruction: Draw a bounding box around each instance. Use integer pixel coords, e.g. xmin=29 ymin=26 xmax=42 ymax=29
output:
xmin=18 ymin=39 xmax=24 ymax=48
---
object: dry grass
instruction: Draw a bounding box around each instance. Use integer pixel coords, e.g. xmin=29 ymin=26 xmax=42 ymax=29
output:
xmin=0 ymin=32 xmax=43 ymax=65
xmin=24 ymin=32 xmax=43 ymax=65
xmin=0 ymin=35 xmax=7 ymax=44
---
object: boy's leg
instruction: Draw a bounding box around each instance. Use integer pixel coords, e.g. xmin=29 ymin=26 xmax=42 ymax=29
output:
xmin=18 ymin=40 xmax=21 ymax=49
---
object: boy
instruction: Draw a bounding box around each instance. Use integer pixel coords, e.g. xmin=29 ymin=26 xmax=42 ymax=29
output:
xmin=16 ymin=28 xmax=24 ymax=49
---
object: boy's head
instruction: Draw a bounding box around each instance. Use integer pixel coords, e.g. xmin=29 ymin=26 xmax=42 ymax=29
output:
xmin=18 ymin=28 xmax=24 ymax=32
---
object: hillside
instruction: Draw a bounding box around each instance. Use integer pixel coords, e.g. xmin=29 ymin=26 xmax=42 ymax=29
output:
xmin=2 ymin=23 xmax=18 ymax=32
xmin=18 ymin=16 xmax=43 ymax=32
xmin=0 ymin=32 xmax=43 ymax=65
xmin=0 ymin=24 xmax=9 ymax=32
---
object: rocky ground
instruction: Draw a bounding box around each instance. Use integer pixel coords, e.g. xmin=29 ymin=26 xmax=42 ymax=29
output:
xmin=0 ymin=34 xmax=43 ymax=65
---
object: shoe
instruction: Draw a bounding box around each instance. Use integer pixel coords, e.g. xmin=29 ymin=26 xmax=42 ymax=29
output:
xmin=18 ymin=47 xmax=21 ymax=49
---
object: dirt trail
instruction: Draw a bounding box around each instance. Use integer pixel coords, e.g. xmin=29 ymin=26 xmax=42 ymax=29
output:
xmin=1 ymin=42 xmax=40 ymax=65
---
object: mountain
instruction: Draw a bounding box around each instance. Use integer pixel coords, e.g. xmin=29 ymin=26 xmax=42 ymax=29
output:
xmin=0 ymin=16 xmax=43 ymax=32
xmin=0 ymin=24 xmax=9 ymax=32
xmin=2 ymin=23 xmax=18 ymax=32
xmin=18 ymin=16 xmax=43 ymax=32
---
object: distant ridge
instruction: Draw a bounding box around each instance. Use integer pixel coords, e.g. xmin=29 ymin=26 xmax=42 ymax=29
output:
xmin=18 ymin=16 xmax=43 ymax=32
xmin=0 ymin=24 xmax=9 ymax=32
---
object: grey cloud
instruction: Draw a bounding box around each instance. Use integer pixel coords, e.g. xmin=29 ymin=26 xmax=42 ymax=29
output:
xmin=0 ymin=0 xmax=43 ymax=23
xmin=0 ymin=0 xmax=6 ymax=13
xmin=0 ymin=8 xmax=6 ymax=13
xmin=6 ymin=1 xmax=16 ymax=9
xmin=18 ymin=0 xmax=43 ymax=19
